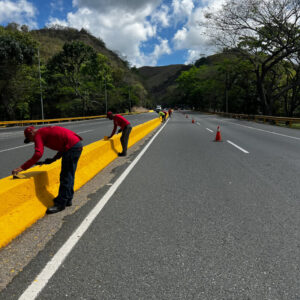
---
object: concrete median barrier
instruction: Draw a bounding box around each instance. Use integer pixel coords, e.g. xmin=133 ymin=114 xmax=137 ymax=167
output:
xmin=0 ymin=117 xmax=161 ymax=248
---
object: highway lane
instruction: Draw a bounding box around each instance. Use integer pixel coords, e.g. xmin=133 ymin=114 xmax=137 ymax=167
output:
xmin=0 ymin=112 xmax=158 ymax=179
xmin=188 ymin=112 xmax=300 ymax=205
xmin=2 ymin=111 xmax=300 ymax=299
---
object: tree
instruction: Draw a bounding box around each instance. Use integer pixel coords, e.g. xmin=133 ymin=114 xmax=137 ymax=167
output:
xmin=46 ymin=41 xmax=98 ymax=116
xmin=0 ymin=26 xmax=37 ymax=119
xmin=205 ymin=0 xmax=300 ymax=115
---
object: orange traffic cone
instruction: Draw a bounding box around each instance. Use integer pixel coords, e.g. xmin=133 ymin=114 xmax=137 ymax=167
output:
xmin=192 ymin=119 xmax=195 ymax=123
xmin=215 ymin=126 xmax=222 ymax=141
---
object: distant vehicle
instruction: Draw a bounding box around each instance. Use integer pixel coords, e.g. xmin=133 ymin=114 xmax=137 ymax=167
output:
xmin=155 ymin=105 xmax=162 ymax=112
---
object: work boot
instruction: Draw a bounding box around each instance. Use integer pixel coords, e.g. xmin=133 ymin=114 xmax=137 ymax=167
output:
xmin=118 ymin=152 xmax=126 ymax=157
xmin=46 ymin=205 xmax=65 ymax=214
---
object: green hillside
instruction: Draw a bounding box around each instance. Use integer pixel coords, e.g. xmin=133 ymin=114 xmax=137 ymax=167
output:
xmin=31 ymin=27 xmax=128 ymax=69
xmin=136 ymin=64 xmax=191 ymax=105
xmin=0 ymin=25 xmax=196 ymax=120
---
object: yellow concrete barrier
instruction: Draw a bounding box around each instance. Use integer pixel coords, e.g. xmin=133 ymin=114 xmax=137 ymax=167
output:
xmin=0 ymin=117 xmax=161 ymax=248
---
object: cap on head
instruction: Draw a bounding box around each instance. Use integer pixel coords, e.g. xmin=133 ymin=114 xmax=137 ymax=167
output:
xmin=24 ymin=126 xmax=35 ymax=143
xmin=107 ymin=111 xmax=113 ymax=119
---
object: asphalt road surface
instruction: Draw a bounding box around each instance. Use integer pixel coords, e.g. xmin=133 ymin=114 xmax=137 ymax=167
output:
xmin=0 ymin=112 xmax=158 ymax=179
xmin=1 ymin=111 xmax=300 ymax=299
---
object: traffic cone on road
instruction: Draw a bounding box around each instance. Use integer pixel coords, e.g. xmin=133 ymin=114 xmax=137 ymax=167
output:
xmin=192 ymin=119 xmax=195 ymax=123
xmin=215 ymin=126 xmax=222 ymax=141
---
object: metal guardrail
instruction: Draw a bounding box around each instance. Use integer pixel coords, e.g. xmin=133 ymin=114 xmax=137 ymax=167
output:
xmin=0 ymin=111 xmax=153 ymax=127
xmin=215 ymin=112 xmax=300 ymax=127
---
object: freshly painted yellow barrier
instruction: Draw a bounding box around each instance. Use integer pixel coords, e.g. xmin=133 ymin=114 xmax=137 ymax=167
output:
xmin=0 ymin=117 xmax=162 ymax=248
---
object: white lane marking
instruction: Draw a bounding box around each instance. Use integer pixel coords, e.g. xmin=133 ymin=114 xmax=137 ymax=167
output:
xmin=18 ymin=119 xmax=169 ymax=300
xmin=0 ymin=144 xmax=32 ymax=153
xmin=211 ymin=118 xmax=300 ymax=141
xmin=227 ymin=140 xmax=249 ymax=154
xmin=0 ymin=130 xmax=94 ymax=153
xmin=77 ymin=130 xmax=94 ymax=134
xmin=196 ymin=122 xmax=201 ymax=125
xmin=206 ymin=128 xmax=213 ymax=133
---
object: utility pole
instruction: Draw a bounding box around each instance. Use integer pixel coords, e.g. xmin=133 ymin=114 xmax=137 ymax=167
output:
xmin=128 ymin=87 xmax=131 ymax=112
xmin=225 ymin=71 xmax=228 ymax=114
xmin=38 ymin=49 xmax=44 ymax=121
xmin=104 ymin=75 xmax=107 ymax=114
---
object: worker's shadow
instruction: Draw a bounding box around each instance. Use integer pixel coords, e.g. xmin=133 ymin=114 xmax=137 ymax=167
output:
xmin=13 ymin=171 xmax=55 ymax=208
xmin=108 ymin=138 xmax=119 ymax=155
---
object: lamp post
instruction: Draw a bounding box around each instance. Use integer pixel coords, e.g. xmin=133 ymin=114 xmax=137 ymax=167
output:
xmin=38 ymin=49 xmax=44 ymax=121
xmin=225 ymin=71 xmax=228 ymax=114
xmin=104 ymin=75 xmax=107 ymax=114
xmin=128 ymin=87 xmax=131 ymax=112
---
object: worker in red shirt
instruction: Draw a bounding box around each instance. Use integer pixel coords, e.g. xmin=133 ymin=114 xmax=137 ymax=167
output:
xmin=168 ymin=108 xmax=172 ymax=118
xmin=106 ymin=111 xmax=132 ymax=156
xmin=12 ymin=126 xmax=83 ymax=214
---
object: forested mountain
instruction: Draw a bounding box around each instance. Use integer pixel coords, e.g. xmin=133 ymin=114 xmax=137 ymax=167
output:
xmin=136 ymin=64 xmax=190 ymax=107
xmin=0 ymin=25 xmax=154 ymax=120
xmin=31 ymin=27 xmax=128 ymax=69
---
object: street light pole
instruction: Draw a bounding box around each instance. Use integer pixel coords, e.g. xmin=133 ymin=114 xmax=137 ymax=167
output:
xmin=105 ymin=76 xmax=107 ymax=114
xmin=128 ymin=87 xmax=131 ymax=112
xmin=38 ymin=49 xmax=44 ymax=121
xmin=225 ymin=71 xmax=228 ymax=114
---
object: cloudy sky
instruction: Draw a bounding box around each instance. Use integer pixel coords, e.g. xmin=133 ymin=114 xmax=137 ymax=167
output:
xmin=0 ymin=0 xmax=223 ymax=67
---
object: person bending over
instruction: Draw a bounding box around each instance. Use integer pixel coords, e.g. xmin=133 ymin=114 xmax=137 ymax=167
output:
xmin=12 ymin=126 xmax=83 ymax=214
xmin=106 ymin=111 xmax=132 ymax=156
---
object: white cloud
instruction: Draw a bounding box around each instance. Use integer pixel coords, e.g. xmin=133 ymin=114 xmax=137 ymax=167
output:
xmin=151 ymin=4 xmax=170 ymax=28
xmin=47 ymin=0 xmax=226 ymax=66
xmin=72 ymin=0 xmax=161 ymax=13
xmin=51 ymin=0 xmax=64 ymax=13
xmin=185 ymin=49 xmax=206 ymax=64
xmin=132 ymin=38 xmax=171 ymax=66
xmin=172 ymin=0 xmax=194 ymax=21
xmin=0 ymin=0 xmax=37 ymax=27
xmin=172 ymin=0 xmax=225 ymax=64
xmin=47 ymin=17 xmax=68 ymax=27
xmin=48 ymin=1 xmax=167 ymax=67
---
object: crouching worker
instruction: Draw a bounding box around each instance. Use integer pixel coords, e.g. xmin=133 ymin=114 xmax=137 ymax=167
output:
xmin=106 ymin=111 xmax=132 ymax=156
xmin=12 ymin=126 xmax=83 ymax=214
xmin=158 ymin=110 xmax=166 ymax=123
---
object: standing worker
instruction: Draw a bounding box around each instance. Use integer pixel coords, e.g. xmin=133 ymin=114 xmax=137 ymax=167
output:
xmin=168 ymin=108 xmax=172 ymax=118
xmin=12 ymin=126 xmax=83 ymax=214
xmin=106 ymin=111 xmax=132 ymax=156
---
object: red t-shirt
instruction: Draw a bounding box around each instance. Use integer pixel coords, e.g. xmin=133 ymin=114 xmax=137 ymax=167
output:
xmin=110 ymin=114 xmax=131 ymax=136
xmin=21 ymin=126 xmax=82 ymax=170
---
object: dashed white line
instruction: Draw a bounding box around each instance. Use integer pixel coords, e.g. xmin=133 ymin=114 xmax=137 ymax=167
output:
xmin=227 ymin=140 xmax=249 ymax=154
xmin=77 ymin=130 xmax=94 ymax=134
xmin=206 ymin=128 xmax=213 ymax=133
xmin=0 ymin=130 xmax=94 ymax=153
xmin=0 ymin=144 xmax=32 ymax=153
xmin=211 ymin=118 xmax=300 ymax=141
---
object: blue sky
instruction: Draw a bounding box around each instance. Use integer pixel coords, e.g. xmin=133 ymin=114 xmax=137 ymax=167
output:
xmin=0 ymin=0 xmax=221 ymax=67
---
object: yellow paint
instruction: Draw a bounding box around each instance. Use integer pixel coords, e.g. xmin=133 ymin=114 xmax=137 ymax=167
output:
xmin=0 ymin=117 xmax=161 ymax=248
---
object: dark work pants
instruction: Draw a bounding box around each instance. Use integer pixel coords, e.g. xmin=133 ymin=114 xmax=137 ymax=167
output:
xmin=120 ymin=125 xmax=132 ymax=154
xmin=55 ymin=142 xmax=82 ymax=207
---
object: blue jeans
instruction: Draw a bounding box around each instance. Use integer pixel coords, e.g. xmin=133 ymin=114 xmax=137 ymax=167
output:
xmin=55 ymin=142 xmax=82 ymax=207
